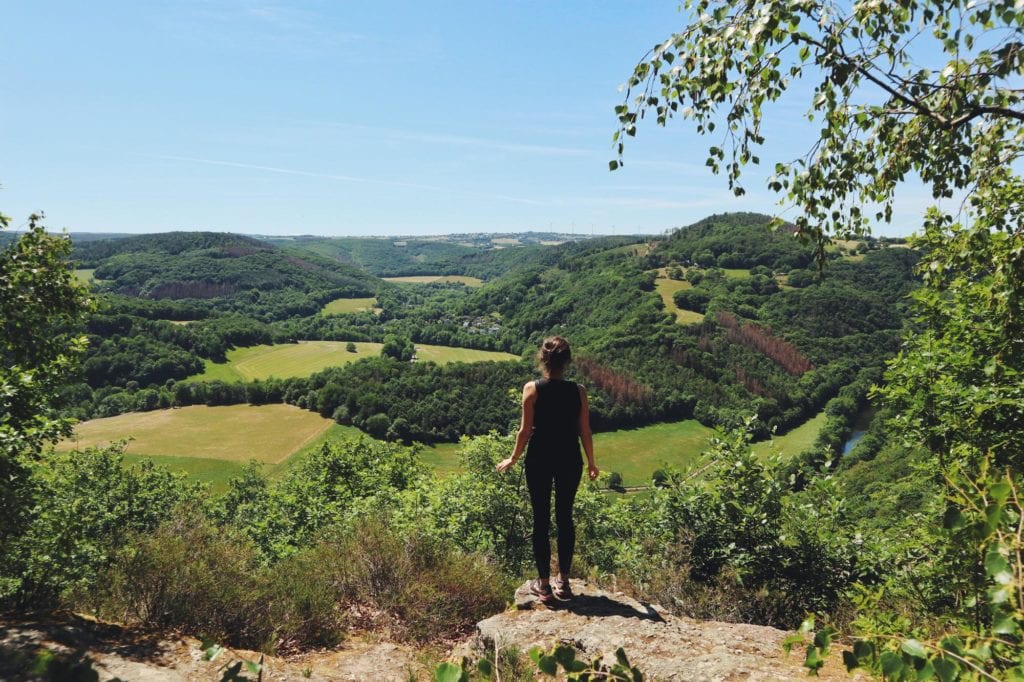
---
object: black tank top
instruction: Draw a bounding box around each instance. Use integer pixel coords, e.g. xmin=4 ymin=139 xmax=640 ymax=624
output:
xmin=527 ymin=378 xmax=582 ymax=459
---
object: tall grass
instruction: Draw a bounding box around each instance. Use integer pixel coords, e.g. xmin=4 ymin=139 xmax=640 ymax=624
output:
xmin=96 ymin=511 xmax=509 ymax=652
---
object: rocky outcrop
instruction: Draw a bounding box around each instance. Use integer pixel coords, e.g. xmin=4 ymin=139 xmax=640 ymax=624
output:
xmin=2 ymin=583 xmax=863 ymax=680
xmin=465 ymin=579 xmax=862 ymax=681
xmin=0 ymin=616 xmax=422 ymax=681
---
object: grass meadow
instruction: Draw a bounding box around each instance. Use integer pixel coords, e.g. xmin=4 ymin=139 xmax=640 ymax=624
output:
xmin=321 ymin=297 xmax=379 ymax=315
xmin=654 ymin=277 xmax=704 ymax=325
xmin=57 ymin=400 xmax=827 ymax=493
xmin=419 ymin=410 xmax=828 ymax=486
xmin=57 ymin=406 xmax=367 ymax=493
xmin=73 ymin=268 xmax=96 ymax=284
xmin=190 ymin=341 xmax=519 ymax=382
xmin=192 ymin=341 xmax=384 ymax=381
xmin=412 ymin=345 xmax=519 ymax=364
xmin=381 ymin=275 xmax=484 ymax=286
xmin=57 ymin=404 xmax=335 ymax=464
xmin=751 ymin=410 xmax=829 ymax=459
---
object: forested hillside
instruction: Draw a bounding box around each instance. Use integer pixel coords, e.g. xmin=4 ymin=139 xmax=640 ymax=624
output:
xmin=62 ymin=215 xmax=915 ymax=452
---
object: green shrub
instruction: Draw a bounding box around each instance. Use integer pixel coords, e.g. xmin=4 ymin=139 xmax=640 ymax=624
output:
xmin=313 ymin=517 xmax=509 ymax=643
xmin=99 ymin=507 xmax=279 ymax=648
xmin=2 ymin=446 xmax=199 ymax=608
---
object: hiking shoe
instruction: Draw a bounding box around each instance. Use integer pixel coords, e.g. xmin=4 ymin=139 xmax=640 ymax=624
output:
xmin=530 ymin=579 xmax=556 ymax=606
xmin=554 ymin=578 xmax=573 ymax=600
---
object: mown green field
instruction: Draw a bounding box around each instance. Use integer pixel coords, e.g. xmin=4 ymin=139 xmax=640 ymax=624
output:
xmin=419 ymin=419 xmax=716 ymax=486
xmin=119 ymin=453 xmax=248 ymax=494
xmin=413 ymin=345 xmax=519 ymax=364
xmin=382 ymin=275 xmax=484 ymax=286
xmin=751 ymin=409 xmax=828 ymax=459
xmin=192 ymin=341 xmax=384 ymax=381
xmin=56 ymin=404 xmax=336 ymax=465
xmin=594 ymin=419 xmax=716 ymax=485
xmin=422 ymin=411 xmax=828 ymax=486
xmin=722 ymin=268 xmax=752 ymax=279
xmin=104 ymin=422 xmax=362 ymax=494
xmin=321 ymin=297 xmax=379 ymax=315
xmin=58 ymin=404 xmax=828 ymax=493
xmin=73 ymin=268 xmax=96 ymax=283
xmin=190 ymin=341 xmax=519 ymax=382
xmin=654 ymin=277 xmax=704 ymax=325
xmin=417 ymin=441 xmax=464 ymax=476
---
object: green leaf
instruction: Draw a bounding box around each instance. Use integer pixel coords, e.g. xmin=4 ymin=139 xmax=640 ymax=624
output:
xmin=853 ymin=640 xmax=874 ymax=660
xmin=902 ymin=639 xmax=928 ymax=660
xmin=965 ymin=643 xmax=991 ymax=662
xmin=932 ymin=656 xmax=959 ymax=682
xmin=804 ymin=644 xmax=821 ymax=671
xmin=881 ymin=651 xmax=905 ymax=677
xmin=609 ymin=160 xmax=619 ymax=171
xmin=476 ymin=658 xmax=494 ymax=679
xmin=567 ymin=659 xmax=587 ymax=673
xmin=204 ymin=644 xmax=225 ymax=662
xmin=553 ymin=644 xmax=577 ymax=669
xmin=433 ymin=662 xmax=466 ymax=682
xmin=985 ymin=549 xmax=1013 ymax=583
xmin=842 ymin=651 xmax=860 ymax=671
xmin=782 ymin=633 xmax=805 ymax=653
xmin=985 ymin=503 xmax=1003 ymax=533
xmin=993 ymin=612 xmax=1021 ymax=635
xmin=244 ymin=659 xmax=262 ymax=674
xmin=615 ymin=648 xmax=631 ymax=668
xmin=537 ymin=655 xmax=558 ymax=676
xmin=528 ymin=647 xmax=544 ymax=665
xmin=939 ymin=637 xmax=965 ymax=656
xmin=990 ymin=481 xmax=1012 ymax=504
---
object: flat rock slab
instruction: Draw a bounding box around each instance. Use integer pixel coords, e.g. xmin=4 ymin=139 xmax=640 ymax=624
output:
xmin=476 ymin=580 xmax=863 ymax=682
xmin=0 ymin=616 xmax=422 ymax=681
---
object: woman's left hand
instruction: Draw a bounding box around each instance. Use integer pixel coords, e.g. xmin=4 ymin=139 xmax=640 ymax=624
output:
xmin=588 ymin=463 xmax=600 ymax=481
xmin=496 ymin=457 xmax=516 ymax=473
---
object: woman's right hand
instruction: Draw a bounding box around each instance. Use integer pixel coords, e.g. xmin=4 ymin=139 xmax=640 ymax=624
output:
xmin=496 ymin=457 xmax=516 ymax=473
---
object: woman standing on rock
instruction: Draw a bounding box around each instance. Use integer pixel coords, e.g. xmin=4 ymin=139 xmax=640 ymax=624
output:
xmin=496 ymin=336 xmax=599 ymax=605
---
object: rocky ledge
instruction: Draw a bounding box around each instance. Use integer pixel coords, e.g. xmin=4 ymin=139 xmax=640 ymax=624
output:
xmin=463 ymin=579 xmax=862 ymax=681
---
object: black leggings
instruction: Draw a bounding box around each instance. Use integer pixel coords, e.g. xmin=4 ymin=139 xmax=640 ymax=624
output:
xmin=525 ymin=454 xmax=583 ymax=579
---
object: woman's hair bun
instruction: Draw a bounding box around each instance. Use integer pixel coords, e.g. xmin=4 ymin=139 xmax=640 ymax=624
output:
xmin=538 ymin=336 xmax=571 ymax=372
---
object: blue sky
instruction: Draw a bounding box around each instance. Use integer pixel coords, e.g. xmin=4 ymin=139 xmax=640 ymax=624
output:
xmin=1 ymin=1 xmax=922 ymax=236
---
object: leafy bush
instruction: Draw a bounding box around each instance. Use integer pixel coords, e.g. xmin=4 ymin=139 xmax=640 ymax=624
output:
xmin=308 ymin=518 xmax=509 ymax=643
xmin=98 ymin=507 xmax=299 ymax=650
xmin=212 ymin=437 xmax=427 ymax=561
xmin=1 ymin=446 xmax=199 ymax=608
xmin=100 ymin=510 xmax=505 ymax=650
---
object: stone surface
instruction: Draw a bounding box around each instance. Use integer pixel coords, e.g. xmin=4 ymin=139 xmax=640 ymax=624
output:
xmin=471 ymin=579 xmax=864 ymax=681
xmin=0 ymin=616 xmax=422 ymax=681
xmin=2 ymin=584 xmax=865 ymax=680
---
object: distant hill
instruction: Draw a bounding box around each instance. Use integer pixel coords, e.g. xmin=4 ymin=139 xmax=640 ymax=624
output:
xmin=73 ymin=231 xmax=378 ymax=300
xmin=650 ymin=212 xmax=814 ymax=271
xmin=270 ymin=233 xmax=645 ymax=279
xmin=263 ymin=236 xmax=480 ymax=277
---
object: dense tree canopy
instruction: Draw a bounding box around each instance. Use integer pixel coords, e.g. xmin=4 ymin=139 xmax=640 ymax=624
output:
xmin=616 ymin=0 xmax=1024 ymax=249
xmin=0 ymin=212 xmax=93 ymax=600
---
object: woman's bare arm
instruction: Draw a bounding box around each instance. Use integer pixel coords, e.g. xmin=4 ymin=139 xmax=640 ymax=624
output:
xmin=578 ymin=384 xmax=599 ymax=480
xmin=496 ymin=382 xmax=536 ymax=472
